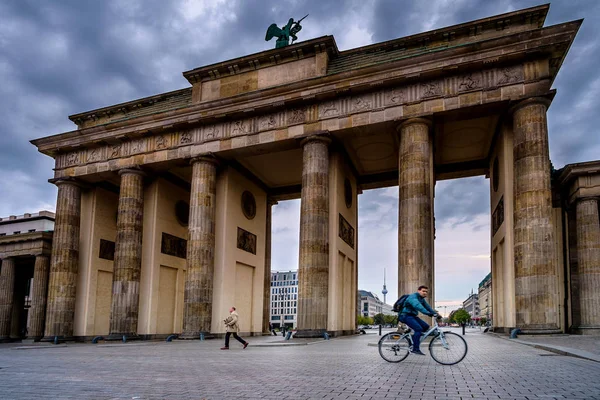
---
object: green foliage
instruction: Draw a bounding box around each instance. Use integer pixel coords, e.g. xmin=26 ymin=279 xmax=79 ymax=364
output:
xmin=357 ymin=315 xmax=373 ymax=326
xmin=480 ymin=317 xmax=487 ymax=326
xmin=383 ymin=314 xmax=398 ymax=326
xmin=450 ymin=309 xmax=471 ymax=325
xmin=373 ymin=313 xmax=385 ymax=325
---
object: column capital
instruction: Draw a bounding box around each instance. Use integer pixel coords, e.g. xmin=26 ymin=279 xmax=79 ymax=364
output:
xmin=190 ymin=154 xmax=219 ymax=166
xmin=49 ymin=177 xmax=87 ymax=188
xmin=396 ymin=117 xmax=432 ymax=132
xmin=118 ymin=167 xmax=146 ymax=177
xmin=576 ymin=195 xmax=600 ymax=204
xmin=509 ymin=96 xmax=553 ymax=115
xmin=300 ymin=132 xmax=331 ymax=147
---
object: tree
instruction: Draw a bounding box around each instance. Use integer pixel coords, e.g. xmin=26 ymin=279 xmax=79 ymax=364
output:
xmin=373 ymin=313 xmax=385 ymax=325
xmin=357 ymin=315 xmax=373 ymax=326
xmin=383 ymin=314 xmax=398 ymax=326
xmin=451 ymin=309 xmax=471 ymax=325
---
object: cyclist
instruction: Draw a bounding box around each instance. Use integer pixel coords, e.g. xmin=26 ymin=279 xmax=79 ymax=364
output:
xmin=399 ymin=285 xmax=438 ymax=355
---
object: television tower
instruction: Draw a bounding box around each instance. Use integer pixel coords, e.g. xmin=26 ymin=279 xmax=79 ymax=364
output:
xmin=382 ymin=269 xmax=388 ymax=304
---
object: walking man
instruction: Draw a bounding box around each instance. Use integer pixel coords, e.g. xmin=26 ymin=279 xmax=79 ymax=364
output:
xmin=399 ymin=285 xmax=438 ymax=355
xmin=221 ymin=306 xmax=249 ymax=350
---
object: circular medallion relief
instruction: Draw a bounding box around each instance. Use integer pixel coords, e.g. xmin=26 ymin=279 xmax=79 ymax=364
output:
xmin=492 ymin=157 xmax=500 ymax=192
xmin=175 ymin=200 xmax=190 ymax=226
xmin=241 ymin=190 xmax=256 ymax=220
xmin=344 ymin=178 xmax=353 ymax=209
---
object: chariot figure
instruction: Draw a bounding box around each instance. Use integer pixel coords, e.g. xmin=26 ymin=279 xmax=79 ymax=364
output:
xmin=265 ymin=15 xmax=308 ymax=48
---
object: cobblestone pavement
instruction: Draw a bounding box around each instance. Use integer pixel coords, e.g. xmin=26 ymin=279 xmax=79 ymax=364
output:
xmin=1 ymin=328 xmax=599 ymax=400
xmin=510 ymin=334 xmax=600 ymax=356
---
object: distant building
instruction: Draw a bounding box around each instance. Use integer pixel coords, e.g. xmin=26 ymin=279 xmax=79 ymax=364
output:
xmin=270 ymin=270 xmax=298 ymax=328
xmin=359 ymin=290 xmax=394 ymax=318
xmin=0 ymin=211 xmax=55 ymax=341
xmin=478 ymin=273 xmax=492 ymax=324
xmin=463 ymin=289 xmax=480 ymax=320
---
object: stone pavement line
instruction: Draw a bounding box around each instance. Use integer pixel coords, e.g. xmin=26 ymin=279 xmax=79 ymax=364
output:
xmin=1 ymin=329 xmax=600 ymax=400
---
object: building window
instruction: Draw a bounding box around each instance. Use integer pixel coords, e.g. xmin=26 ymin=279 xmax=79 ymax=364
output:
xmin=272 ymin=316 xmax=280 ymax=320
xmin=28 ymin=229 xmax=36 ymax=232
xmin=0 ymin=233 xmax=5 ymax=236
xmin=13 ymin=231 xmax=21 ymax=234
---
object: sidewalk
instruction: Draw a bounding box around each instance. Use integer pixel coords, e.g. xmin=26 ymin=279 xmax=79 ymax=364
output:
xmin=493 ymin=331 xmax=600 ymax=363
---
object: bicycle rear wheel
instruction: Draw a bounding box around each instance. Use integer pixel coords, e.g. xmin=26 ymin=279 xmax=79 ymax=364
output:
xmin=378 ymin=332 xmax=411 ymax=363
xmin=429 ymin=332 xmax=468 ymax=365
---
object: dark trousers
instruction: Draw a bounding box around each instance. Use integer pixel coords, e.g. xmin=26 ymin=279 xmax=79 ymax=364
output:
xmin=400 ymin=315 xmax=429 ymax=351
xmin=225 ymin=332 xmax=246 ymax=347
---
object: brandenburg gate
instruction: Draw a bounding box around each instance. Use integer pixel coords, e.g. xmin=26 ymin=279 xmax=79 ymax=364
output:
xmin=15 ymin=4 xmax=598 ymax=341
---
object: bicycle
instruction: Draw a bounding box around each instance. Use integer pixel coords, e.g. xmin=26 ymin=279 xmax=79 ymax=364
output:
xmin=378 ymin=316 xmax=468 ymax=365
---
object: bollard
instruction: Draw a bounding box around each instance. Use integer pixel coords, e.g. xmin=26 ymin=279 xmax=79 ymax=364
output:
xmin=462 ymin=324 xmax=466 ymax=336
xmin=379 ymin=325 xmax=382 ymax=336
xmin=200 ymin=333 xmax=205 ymax=341
xmin=92 ymin=336 xmax=104 ymax=344
xmin=510 ymin=328 xmax=521 ymax=339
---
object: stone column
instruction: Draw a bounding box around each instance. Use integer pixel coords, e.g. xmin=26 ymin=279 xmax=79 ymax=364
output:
xmin=28 ymin=255 xmax=50 ymax=340
xmin=295 ymin=135 xmax=330 ymax=338
xmin=0 ymin=258 xmax=16 ymax=341
xmin=44 ymin=179 xmax=82 ymax=340
xmin=397 ymin=118 xmax=434 ymax=297
xmin=262 ymin=199 xmax=277 ymax=334
xmin=109 ymin=168 xmax=145 ymax=338
xmin=575 ymin=197 xmax=600 ymax=334
xmin=512 ymin=97 xmax=560 ymax=333
xmin=181 ymin=156 xmax=218 ymax=338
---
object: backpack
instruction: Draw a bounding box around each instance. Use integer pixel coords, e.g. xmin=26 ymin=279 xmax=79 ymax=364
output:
xmin=392 ymin=294 xmax=409 ymax=312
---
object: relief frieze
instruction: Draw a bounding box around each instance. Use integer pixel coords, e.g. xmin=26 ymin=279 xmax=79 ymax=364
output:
xmin=351 ymin=94 xmax=373 ymax=113
xmin=287 ymin=107 xmax=306 ymax=124
xmin=129 ymin=138 xmax=147 ymax=155
xmin=65 ymin=152 xmax=81 ymax=167
xmin=258 ymin=114 xmax=278 ymax=130
xmin=230 ymin=119 xmax=251 ymax=136
xmin=385 ymin=87 xmax=406 ymax=106
xmin=202 ymin=124 xmax=222 ymax=140
xmin=179 ymin=131 xmax=192 ymax=145
xmin=87 ymin=148 xmax=103 ymax=163
xmin=421 ymin=80 xmax=442 ymax=98
xmin=496 ymin=66 xmax=523 ymax=85
xmin=109 ymin=144 xmax=122 ymax=158
xmin=458 ymin=72 xmax=483 ymax=92
xmin=155 ymin=134 xmax=170 ymax=150
xmin=319 ymin=100 xmax=339 ymax=118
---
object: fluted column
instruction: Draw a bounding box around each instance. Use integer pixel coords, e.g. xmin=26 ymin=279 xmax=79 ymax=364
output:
xmin=295 ymin=135 xmax=330 ymax=338
xmin=28 ymin=255 xmax=50 ymax=340
xmin=181 ymin=156 xmax=218 ymax=338
xmin=575 ymin=197 xmax=600 ymax=334
xmin=109 ymin=168 xmax=145 ymax=337
xmin=397 ymin=118 xmax=434 ymax=298
xmin=0 ymin=258 xmax=16 ymax=341
xmin=512 ymin=97 xmax=560 ymax=333
xmin=262 ymin=199 xmax=277 ymax=334
xmin=44 ymin=179 xmax=82 ymax=340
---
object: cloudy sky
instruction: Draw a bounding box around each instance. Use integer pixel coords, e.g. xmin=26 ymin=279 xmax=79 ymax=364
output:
xmin=1 ymin=1 xmax=598 ymax=313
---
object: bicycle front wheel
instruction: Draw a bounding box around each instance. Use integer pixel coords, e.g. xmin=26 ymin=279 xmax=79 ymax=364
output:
xmin=378 ymin=332 xmax=411 ymax=363
xmin=429 ymin=332 xmax=468 ymax=365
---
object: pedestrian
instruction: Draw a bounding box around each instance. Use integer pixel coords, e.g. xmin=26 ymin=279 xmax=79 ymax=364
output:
xmin=269 ymin=322 xmax=277 ymax=336
xmin=221 ymin=306 xmax=248 ymax=350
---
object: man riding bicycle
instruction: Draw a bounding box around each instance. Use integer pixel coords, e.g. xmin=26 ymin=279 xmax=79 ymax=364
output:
xmin=398 ymin=285 xmax=438 ymax=355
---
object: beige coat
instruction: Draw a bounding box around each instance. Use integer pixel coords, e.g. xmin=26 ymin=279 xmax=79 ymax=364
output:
xmin=224 ymin=311 xmax=240 ymax=333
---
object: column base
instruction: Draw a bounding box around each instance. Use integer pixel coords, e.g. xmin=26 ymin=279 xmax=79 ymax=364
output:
xmin=105 ymin=333 xmax=140 ymax=342
xmin=178 ymin=331 xmax=214 ymax=340
xmin=572 ymin=326 xmax=600 ymax=335
xmin=293 ymin=329 xmax=328 ymax=338
xmin=40 ymin=335 xmax=74 ymax=343
xmin=518 ymin=328 xmax=563 ymax=335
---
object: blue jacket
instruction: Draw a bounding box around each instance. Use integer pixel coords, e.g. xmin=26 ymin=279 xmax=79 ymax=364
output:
xmin=400 ymin=293 xmax=436 ymax=317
